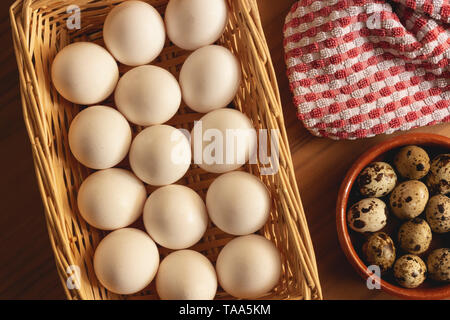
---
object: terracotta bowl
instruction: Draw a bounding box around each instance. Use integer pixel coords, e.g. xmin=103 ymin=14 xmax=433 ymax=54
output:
xmin=337 ymin=133 xmax=450 ymax=300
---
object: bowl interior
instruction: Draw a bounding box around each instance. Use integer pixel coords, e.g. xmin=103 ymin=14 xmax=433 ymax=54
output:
xmin=337 ymin=133 xmax=450 ymax=300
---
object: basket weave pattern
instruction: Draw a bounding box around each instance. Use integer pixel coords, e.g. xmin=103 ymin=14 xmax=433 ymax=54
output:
xmin=10 ymin=0 xmax=322 ymax=300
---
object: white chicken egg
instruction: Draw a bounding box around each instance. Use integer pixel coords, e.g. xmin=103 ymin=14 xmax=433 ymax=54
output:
xmin=165 ymin=0 xmax=228 ymax=51
xmin=94 ymin=228 xmax=160 ymax=295
xmin=191 ymin=108 xmax=256 ymax=173
xmin=206 ymin=171 xmax=271 ymax=235
xmin=115 ymin=65 xmax=181 ymax=126
xmin=77 ymin=168 xmax=147 ymax=230
xmin=68 ymin=106 xmax=132 ymax=169
xmin=156 ymin=250 xmax=217 ymax=300
xmin=103 ymin=1 xmax=165 ymax=66
xmin=216 ymin=234 xmax=281 ymax=299
xmin=143 ymin=185 xmax=208 ymax=249
xmin=51 ymin=42 xmax=118 ymax=105
xmin=129 ymin=125 xmax=191 ymax=186
xmin=179 ymin=45 xmax=241 ymax=113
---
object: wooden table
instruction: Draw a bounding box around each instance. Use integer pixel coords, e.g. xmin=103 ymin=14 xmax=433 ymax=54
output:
xmin=1 ymin=0 xmax=449 ymax=300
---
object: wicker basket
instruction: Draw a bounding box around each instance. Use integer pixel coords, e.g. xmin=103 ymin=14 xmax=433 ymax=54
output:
xmin=10 ymin=0 xmax=322 ymax=300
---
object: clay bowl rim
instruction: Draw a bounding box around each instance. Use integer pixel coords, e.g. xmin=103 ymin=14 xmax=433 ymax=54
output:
xmin=336 ymin=132 xmax=450 ymax=300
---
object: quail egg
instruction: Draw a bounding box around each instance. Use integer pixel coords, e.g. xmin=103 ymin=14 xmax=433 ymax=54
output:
xmin=427 ymin=248 xmax=450 ymax=282
xmin=398 ymin=218 xmax=432 ymax=255
xmin=393 ymin=254 xmax=427 ymax=288
xmin=357 ymin=162 xmax=397 ymax=197
xmin=362 ymin=232 xmax=396 ymax=273
xmin=347 ymin=198 xmax=388 ymax=233
xmin=425 ymin=194 xmax=450 ymax=234
xmin=426 ymin=154 xmax=450 ymax=195
xmin=393 ymin=145 xmax=430 ymax=180
xmin=389 ymin=180 xmax=429 ymax=220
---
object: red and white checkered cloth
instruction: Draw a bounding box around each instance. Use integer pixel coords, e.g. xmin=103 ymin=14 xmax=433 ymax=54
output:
xmin=284 ymin=0 xmax=450 ymax=139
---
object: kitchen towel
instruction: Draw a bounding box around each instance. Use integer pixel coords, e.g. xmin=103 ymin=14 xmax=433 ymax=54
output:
xmin=284 ymin=0 xmax=450 ymax=139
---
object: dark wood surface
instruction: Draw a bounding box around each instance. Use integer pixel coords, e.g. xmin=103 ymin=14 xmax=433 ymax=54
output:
xmin=1 ymin=0 xmax=449 ymax=300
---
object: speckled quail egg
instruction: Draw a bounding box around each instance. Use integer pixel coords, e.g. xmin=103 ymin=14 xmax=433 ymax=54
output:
xmin=389 ymin=180 xmax=429 ymax=220
xmin=357 ymin=162 xmax=397 ymax=197
xmin=394 ymin=254 xmax=427 ymax=288
xmin=362 ymin=232 xmax=396 ymax=273
xmin=398 ymin=218 xmax=432 ymax=255
xmin=347 ymin=198 xmax=388 ymax=233
xmin=394 ymin=145 xmax=430 ymax=180
xmin=426 ymin=154 xmax=450 ymax=195
xmin=425 ymin=194 xmax=450 ymax=234
xmin=427 ymin=248 xmax=450 ymax=282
